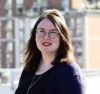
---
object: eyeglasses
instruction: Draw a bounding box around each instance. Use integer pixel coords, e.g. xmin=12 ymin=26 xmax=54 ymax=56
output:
xmin=36 ymin=29 xmax=59 ymax=39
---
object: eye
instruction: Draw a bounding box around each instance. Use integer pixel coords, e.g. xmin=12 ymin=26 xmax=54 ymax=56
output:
xmin=38 ymin=30 xmax=45 ymax=33
xmin=49 ymin=30 xmax=58 ymax=38
xmin=36 ymin=30 xmax=45 ymax=37
xmin=50 ymin=30 xmax=58 ymax=34
xmin=38 ymin=30 xmax=45 ymax=34
xmin=50 ymin=31 xmax=57 ymax=35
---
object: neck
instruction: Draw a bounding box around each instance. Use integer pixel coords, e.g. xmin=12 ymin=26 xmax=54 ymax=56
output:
xmin=35 ymin=53 xmax=56 ymax=75
xmin=41 ymin=53 xmax=56 ymax=65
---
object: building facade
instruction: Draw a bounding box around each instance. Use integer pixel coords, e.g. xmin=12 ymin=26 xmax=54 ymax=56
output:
xmin=71 ymin=0 xmax=100 ymax=68
xmin=0 ymin=0 xmax=100 ymax=69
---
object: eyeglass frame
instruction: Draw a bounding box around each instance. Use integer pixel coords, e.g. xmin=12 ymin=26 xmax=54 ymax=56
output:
xmin=35 ymin=28 xmax=60 ymax=39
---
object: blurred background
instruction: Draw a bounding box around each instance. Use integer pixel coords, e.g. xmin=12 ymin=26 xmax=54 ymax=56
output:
xmin=0 ymin=0 xmax=100 ymax=94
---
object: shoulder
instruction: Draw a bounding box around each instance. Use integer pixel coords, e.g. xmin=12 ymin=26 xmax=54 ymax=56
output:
xmin=54 ymin=62 xmax=86 ymax=94
xmin=55 ymin=62 xmax=82 ymax=76
xmin=18 ymin=68 xmax=34 ymax=83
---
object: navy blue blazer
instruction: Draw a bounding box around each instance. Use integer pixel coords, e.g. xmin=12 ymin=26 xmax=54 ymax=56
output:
xmin=15 ymin=62 xmax=86 ymax=94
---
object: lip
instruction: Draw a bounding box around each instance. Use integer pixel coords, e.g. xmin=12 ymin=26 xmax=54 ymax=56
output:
xmin=42 ymin=42 xmax=52 ymax=46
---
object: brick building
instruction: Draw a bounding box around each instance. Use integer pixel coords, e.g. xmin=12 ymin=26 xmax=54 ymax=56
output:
xmin=0 ymin=0 xmax=100 ymax=69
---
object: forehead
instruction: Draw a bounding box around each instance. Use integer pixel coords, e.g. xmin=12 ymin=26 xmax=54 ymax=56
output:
xmin=37 ymin=18 xmax=56 ymax=29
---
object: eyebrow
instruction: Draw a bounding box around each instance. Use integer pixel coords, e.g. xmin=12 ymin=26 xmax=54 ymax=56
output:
xmin=37 ymin=28 xmax=58 ymax=31
xmin=36 ymin=28 xmax=45 ymax=31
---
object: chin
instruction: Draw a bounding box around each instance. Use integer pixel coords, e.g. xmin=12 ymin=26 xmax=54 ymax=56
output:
xmin=41 ymin=50 xmax=56 ymax=54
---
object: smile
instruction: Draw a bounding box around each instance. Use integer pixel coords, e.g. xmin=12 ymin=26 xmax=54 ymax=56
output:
xmin=42 ymin=42 xmax=52 ymax=46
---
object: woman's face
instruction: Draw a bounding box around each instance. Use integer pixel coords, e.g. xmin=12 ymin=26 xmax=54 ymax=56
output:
xmin=35 ymin=18 xmax=60 ymax=55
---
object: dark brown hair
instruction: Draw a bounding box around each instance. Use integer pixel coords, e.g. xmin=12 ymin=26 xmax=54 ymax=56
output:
xmin=24 ymin=9 xmax=75 ymax=72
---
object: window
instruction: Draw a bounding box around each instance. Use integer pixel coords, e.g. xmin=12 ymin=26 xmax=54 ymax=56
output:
xmin=65 ymin=13 xmax=85 ymax=68
xmin=16 ymin=0 xmax=23 ymax=5
xmin=5 ymin=20 xmax=13 ymax=39
xmin=5 ymin=0 xmax=12 ymax=8
xmin=5 ymin=9 xmax=12 ymax=16
xmin=62 ymin=0 xmax=70 ymax=12
xmin=85 ymin=0 xmax=100 ymax=9
xmin=16 ymin=0 xmax=24 ymax=16
xmin=4 ymin=0 xmax=12 ymax=16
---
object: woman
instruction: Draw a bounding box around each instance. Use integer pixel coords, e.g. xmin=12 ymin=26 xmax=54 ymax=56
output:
xmin=15 ymin=9 xmax=86 ymax=94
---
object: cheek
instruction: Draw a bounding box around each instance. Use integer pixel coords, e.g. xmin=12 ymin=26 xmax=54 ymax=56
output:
xmin=53 ymin=38 xmax=60 ymax=48
xmin=35 ymin=37 xmax=41 ymax=46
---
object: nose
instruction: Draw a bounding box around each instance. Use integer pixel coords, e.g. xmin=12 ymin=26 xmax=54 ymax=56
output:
xmin=44 ymin=32 xmax=49 ymax=39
